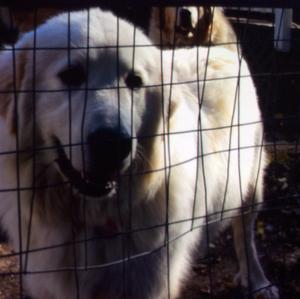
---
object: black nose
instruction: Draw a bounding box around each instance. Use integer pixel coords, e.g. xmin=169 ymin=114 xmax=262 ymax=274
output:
xmin=180 ymin=9 xmax=192 ymax=29
xmin=87 ymin=128 xmax=132 ymax=175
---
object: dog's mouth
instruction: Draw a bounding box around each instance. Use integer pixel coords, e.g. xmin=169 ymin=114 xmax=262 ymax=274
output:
xmin=176 ymin=25 xmax=192 ymax=35
xmin=55 ymin=141 xmax=117 ymax=198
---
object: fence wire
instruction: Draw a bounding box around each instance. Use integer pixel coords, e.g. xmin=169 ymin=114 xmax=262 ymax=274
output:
xmin=0 ymin=2 xmax=299 ymax=299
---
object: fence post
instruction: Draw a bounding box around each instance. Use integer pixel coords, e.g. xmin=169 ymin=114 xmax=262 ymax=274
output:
xmin=274 ymin=8 xmax=293 ymax=52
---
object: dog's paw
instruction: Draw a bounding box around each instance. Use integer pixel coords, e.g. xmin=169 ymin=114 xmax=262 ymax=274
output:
xmin=253 ymin=285 xmax=279 ymax=299
xmin=233 ymin=271 xmax=242 ymax=286
xmin=234 ymin=272 xmax=279 ymax=299
xmin=240 ymin=284 xmax=279 ymax=299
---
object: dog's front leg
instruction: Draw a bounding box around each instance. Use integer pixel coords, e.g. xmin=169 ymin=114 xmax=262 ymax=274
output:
xmin=232 ymin=213 xmax=279 ymax=299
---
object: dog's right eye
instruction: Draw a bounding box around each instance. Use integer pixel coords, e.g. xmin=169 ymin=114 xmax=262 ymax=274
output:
xmin=58 ymin=64 xmax=86 ymax=87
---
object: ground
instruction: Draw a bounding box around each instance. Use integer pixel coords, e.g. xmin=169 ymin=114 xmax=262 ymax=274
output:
xmin=0 ymin=243 xmax=19 ymax=299
xmin=0 ymin=7 xmax=300 ymax=299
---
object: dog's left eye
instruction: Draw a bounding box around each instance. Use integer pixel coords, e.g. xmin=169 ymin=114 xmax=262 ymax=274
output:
xmin=58 ymin=64 xmax=86 ymax=87
xmin=125 ymin=72 xmax=143 ymax=89
xmin=179 ymin=8 xmax=192 ymax=30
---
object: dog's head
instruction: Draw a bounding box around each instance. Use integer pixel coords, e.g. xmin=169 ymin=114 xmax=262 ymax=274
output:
xmin=150 ymin=6 xmax=236 ymax=48
xmin=150 ymin=6 xmax=210 ymax=47
xmin=0 ymin=9 xmax=174 ymax=201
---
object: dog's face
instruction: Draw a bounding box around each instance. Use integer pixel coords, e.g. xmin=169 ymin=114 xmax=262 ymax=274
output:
xmin=176 ymin=7 xmax=203 ymax=35
xmin=151 ymin=6 xmax=215 ymax=47
xmin=150 ymin=6 xmax=222 ymax=46
xmin=0 ymin=9 xmax=168 ymax=201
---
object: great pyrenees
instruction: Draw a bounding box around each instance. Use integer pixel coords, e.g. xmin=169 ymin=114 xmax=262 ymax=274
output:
xmin=149 ymin=6 xmax=238 ymax=50
xmin=0 ymin=8 xmax=277 ymax=299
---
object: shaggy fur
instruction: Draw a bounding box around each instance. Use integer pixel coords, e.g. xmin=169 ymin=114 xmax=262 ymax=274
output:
xmin=149 ymin=6 xmax=238 ymax=50
xmin=0 ymin=9 xmax=277 ymax=299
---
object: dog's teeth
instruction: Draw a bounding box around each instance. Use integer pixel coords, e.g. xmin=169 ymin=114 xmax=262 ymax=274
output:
xmin=105 ymin=181 xmax=112 ymax=189
xmin=105 ymin=181 xmax=118 ymax=190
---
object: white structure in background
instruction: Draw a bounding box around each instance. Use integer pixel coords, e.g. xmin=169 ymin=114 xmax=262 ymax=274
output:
xmin=274 ymin=9 xmax=293 ymax=52
xmin=228 ymin=7 xmax=293 ymax=53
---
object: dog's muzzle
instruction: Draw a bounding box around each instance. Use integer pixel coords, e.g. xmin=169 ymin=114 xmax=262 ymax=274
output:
xmin=55 ymin=127 xmax=132 ymax=198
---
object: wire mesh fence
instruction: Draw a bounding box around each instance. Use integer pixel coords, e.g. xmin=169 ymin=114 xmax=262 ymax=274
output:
xmin=0 ymin=1 xmax=299 ymax=299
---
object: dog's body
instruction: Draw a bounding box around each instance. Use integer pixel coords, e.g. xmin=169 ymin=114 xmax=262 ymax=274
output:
xmin=149 ymin=6 xmax=238 ymax=50
xmin=0 ymin=9 xmax=277 ymax=299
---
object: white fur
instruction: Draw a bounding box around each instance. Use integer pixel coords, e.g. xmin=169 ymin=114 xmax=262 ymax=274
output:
xmin=0 ymin=9 xmax=277 ymax=299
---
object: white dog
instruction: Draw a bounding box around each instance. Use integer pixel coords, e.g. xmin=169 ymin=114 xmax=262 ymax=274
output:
xmin=149 ymin=6 xmax=238 ymax=50
xmin=0 ymin=9 xmax=277 ymax=299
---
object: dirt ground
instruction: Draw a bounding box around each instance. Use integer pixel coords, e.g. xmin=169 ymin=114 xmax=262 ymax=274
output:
xmin=0 ymin=7 xmax=300 ymax=299
xmin=0 ymin=243 xmax=19 ymax=299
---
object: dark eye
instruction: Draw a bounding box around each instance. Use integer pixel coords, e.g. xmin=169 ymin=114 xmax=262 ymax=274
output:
xmin=179 ymin=8 xmax=192 ymax=30
xmin=58 ymin=64 xmax=86 ymax=87
xmin=125 ymin=71 xmax=143 ymax=89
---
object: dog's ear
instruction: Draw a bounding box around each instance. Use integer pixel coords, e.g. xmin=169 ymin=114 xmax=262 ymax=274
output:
xmin=194 ymin=7 xmax=214 ymax=45
xmin=150 ymin=7 xmax=167 ymax=32
xmin=149 ymin=7 xmax=177 ymax=45
xmin=0 ymin=46 xmax=27 ymax=134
